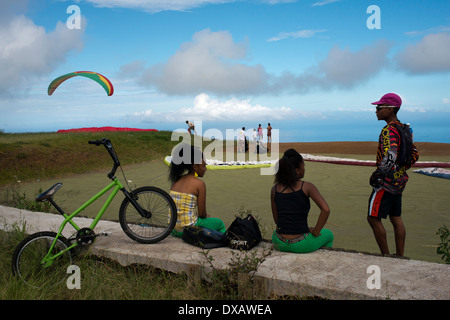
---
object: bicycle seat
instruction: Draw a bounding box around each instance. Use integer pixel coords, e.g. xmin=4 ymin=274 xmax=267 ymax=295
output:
xmin=36 ymin=183 xmax=63 ymax=202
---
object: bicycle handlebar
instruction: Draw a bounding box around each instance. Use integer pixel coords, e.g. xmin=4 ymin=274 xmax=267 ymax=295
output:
xmin=88 ymin=138 xmax=121 ymax=179
xmin=88 ymin=140 xmax=102 ymax=146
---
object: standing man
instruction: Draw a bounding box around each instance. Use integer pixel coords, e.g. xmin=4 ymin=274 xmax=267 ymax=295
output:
xmin=267 ymin=123 xmax=272 ymax=143
xmin=266 ymin=123 xmax=272 ymax=152
xmin=367 ymin=93 xmax=419 ymax=257
xmin=186 ymin=121 xmax=197 ymax=135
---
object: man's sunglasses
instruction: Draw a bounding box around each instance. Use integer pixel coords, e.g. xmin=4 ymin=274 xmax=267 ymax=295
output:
xmin=376 ymin=106 xmax=393 ymax=111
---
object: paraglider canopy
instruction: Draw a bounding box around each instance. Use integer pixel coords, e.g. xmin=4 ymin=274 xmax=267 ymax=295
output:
xmin=48 ymin=71 xmax=114 ymax=96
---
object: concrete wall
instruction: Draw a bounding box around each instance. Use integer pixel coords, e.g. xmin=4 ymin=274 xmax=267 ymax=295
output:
xmin=2 ymin=205 xmax=449 ymax=300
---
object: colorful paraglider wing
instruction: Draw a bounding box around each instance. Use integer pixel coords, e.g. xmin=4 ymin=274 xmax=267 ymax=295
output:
xmin=47 ymin=71 xmax=114 ymax=96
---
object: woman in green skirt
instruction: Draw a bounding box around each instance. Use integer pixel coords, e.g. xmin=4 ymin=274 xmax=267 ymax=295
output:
xmin=271 ymin=149 xmax=333 ymax=253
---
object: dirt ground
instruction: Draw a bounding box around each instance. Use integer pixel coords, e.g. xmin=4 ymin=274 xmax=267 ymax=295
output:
xmin=277 ymin=141 xmax=450 ymax=157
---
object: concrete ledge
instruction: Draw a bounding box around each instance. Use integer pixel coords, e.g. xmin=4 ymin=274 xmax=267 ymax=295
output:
xmin=1 ymin=205 xmax=449 ymax=300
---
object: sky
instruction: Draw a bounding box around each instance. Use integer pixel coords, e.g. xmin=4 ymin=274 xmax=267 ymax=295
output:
xmin=0 ymin=0 xmax=449 ymax=142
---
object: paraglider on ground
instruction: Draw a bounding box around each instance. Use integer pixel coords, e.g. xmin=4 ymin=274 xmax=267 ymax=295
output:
xmin=57 ymin=127 xmax=158 ymax=133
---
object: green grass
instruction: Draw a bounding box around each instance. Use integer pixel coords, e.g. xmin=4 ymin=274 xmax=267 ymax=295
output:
xmin=0 ymin=226 xmax=202 ymax=300
xmin=0 ymin=131 xmax=180 ymax=187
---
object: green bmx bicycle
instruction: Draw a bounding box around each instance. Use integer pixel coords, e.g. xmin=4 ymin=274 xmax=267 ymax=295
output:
xmin=12 ymin=138 xmax=177 ymax=287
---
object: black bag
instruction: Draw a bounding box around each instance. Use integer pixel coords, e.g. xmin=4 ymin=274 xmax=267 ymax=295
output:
xmin=391 ymin=122 xmax=415 ymax=167
xmin=226 ymin=214 xmax=262 ymax=250
xmin=182 ymin=225 xmax=228 ymax=249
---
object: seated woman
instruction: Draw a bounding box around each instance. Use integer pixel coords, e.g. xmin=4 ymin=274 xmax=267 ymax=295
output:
xmin=271 ymin=149 xmax=333 ymax=253
xmin=169 ymin=144 xmax=226 ymax=237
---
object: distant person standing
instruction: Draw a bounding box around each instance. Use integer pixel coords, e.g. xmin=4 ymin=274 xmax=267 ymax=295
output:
xmin=186 ymin=121 xmax=197 ymax=135
xmin=252 ymin=129 xmax=258 ymax=153
xmin=257 ymin=124 xmax=263 ymax=142
xmin=238 ymin=127 xmax=246 ymax=153
xmin=367 ymin=93 xmax=419 ymax=257
xmin=407 ymin=123 xmax=413 ymax=139
xmin=267 ymin=123 xmax=272 ymax=143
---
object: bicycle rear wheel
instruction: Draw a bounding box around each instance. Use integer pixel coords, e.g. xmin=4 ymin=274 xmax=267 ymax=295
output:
xmin=119 ymin=186 xmax=177 ymax=244
xmin=12 ymin=231 xmax=74 ymax=288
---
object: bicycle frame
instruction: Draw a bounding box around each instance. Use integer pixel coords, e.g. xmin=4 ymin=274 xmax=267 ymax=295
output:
xmin=37 ymin=138 xmax=152 ymax=268
xmin=40 ymin=177 xmax=124 ymax=267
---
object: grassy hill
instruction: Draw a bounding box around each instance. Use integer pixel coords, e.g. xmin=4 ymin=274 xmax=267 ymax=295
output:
xmin=0 ymin=130 xmax=180 ymax=187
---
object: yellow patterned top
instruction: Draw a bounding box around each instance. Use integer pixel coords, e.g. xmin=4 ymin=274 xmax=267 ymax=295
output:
xmin=170 ymin=190 xmax=199 ymax=231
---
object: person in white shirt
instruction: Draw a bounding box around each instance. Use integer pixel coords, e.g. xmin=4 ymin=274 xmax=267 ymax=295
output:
xmin=238 ymin=127 xmax=246 ymax=153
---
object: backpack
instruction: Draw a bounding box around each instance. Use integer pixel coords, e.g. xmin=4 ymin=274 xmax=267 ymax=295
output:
xmin=182 ymin=225 xmax=228 ymax=249
xmin=391 ymin=122 xmax=414 ymax=167
xmin=226 ymin=214 xmax=262 ymax=250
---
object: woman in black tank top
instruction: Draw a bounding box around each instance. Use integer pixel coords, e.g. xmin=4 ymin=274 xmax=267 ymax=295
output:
xmin=275 ymin=182 xmax=311 ymax=235
xmin=270 ymin=149 xmax=333 ymax=253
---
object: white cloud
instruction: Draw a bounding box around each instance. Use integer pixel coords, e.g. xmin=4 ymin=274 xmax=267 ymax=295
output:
xmin=404 ymin=25 xmax=450 ymax=37
xmin=400 ymin=105 xmax=428 ymax=113
xmin=396 ymin=33 xmax=450 ymax=74
xmin=188 ymin=93 xmax=293 ymax=120
xmin=85 ymin=0 xmax=296 ymax=12
xmin=260 ymin=0 xmax=297 ymax=4
xmin=0 ymin=15 xmax=84 ymax=96
xmin=85 ymin=0 xmax=236 ymax=13
xmin=316 ymin=40 xmax=391 ymax=87
xmin=0 ymin=0 xmax=27 ymax=21
xmin=137 ymin=29 xmax=269 ymax=95
xmin=125 ymin=30 xmax=392 ymax=96
xmin=267 ymin=39 xmax=392 ymax=93
xmin=312 ymin=0 xmax=341 ymax=7
xmin=267 ymin=29 xmax=326 ymax=42
xmin=129 ymin=93 xmax=294 ymax=122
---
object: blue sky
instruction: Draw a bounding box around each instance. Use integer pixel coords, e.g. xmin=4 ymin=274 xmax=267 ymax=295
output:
xmin=1 ymin=0 xmax=449 ymax=142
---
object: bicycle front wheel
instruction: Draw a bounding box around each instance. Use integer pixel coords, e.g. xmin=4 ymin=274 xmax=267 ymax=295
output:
xmin=12 ymin=231 xmax=74 ymax=288
xmin=119 ymin=186 xmax=177 ymax=244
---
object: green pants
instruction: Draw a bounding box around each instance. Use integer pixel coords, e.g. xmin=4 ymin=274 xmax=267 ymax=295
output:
xmin=172 ymin=217 xmax=227 ymax=238
xmin=272 ymin=229 xmax=334 ymax=253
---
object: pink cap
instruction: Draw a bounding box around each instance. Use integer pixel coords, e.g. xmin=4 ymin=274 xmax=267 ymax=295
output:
xmin=371 ymin=93 xmax=402 ymax=108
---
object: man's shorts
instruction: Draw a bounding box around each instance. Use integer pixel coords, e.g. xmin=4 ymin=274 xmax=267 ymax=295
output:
xmin=368 ymin=187 xmax=402 ymax=219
